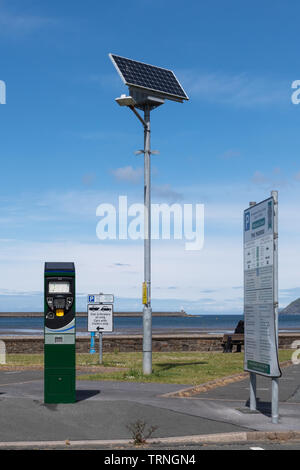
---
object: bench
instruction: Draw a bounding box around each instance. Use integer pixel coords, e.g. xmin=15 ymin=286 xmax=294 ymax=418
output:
xmin=222 ymin=334 xmax=244 ymax=353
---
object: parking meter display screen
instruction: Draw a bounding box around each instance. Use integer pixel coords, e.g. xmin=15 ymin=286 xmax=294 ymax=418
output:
xmin=48 ymin=281 xmax=70 ymax=294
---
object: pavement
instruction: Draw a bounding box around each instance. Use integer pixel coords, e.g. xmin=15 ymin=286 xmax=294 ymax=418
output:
xmin=0 ymin=363 xmax=299 ymax=448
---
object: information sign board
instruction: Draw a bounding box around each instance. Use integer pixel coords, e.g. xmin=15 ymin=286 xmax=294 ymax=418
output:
xmin=244 ymin=197 xmax=281 ymax=378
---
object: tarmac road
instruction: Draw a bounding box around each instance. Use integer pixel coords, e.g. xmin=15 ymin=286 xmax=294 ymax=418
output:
xmin=0 ymin=364 xmax=299 ymax=447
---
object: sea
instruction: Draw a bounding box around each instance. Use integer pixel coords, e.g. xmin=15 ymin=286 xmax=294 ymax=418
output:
xmin=1 ymin=314 xmax=300 ymax=336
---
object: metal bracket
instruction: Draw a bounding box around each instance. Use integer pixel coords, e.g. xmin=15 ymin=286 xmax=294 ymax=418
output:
xmin=129 ymin=105 xmax=147 ymax=127
xmin=135 ymin=150 xmax=159 ymax=156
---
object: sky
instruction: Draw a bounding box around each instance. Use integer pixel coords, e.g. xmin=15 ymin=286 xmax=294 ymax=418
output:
xmin=0 ymin=0 xmax=300 ymax=313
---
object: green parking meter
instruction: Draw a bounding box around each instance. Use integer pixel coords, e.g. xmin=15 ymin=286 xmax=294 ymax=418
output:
xmin=44 ymin=262 xmax=76 ymax=403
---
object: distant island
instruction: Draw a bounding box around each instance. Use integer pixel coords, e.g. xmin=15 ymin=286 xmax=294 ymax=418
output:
xmin=280 ymin=298 xmax=300 ymax=315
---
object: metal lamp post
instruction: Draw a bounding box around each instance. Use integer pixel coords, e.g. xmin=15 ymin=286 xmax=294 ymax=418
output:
xmin=109 ymin=54 xmax=189 ymax=374
xmin=115 ymin=97 xmax=154 ymax=374
xmin=142 ymin=104 xmax=152 ymax=374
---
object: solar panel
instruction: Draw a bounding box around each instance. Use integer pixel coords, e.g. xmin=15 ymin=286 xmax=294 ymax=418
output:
xmin=109 ymin=53 xmax=188 ymax=102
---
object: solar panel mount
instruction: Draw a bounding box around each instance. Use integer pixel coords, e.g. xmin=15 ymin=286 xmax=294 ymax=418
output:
xmin=109 ymin=53 xmax=189 ymax=105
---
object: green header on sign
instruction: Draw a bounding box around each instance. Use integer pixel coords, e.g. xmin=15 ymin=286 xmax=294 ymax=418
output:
xmin=252 ymin=218 xmax=265 ymax=230
xmin=247 ymin=360 xmax=270 ymax=375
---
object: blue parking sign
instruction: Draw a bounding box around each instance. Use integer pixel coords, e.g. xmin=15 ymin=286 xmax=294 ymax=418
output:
xmin=245 ymin=212 xmax=250 ymax=231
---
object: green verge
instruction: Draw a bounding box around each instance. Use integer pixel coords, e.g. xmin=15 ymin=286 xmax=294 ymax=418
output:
xmin=2 ymin=350 xmax=292 ymax=385
xmin=78 ymin=350 xmax=292 ymax=384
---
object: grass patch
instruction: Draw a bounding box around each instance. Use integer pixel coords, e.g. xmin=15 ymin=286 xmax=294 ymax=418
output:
xmin=1 ymin=350 xmax=293 ymax=385
xmin=3 ymin=354 xmax=44 ymax=366
xmin=78 ymin=349 xmax=293 ymax=385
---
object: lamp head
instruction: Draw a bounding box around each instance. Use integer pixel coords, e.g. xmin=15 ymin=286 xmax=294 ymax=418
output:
xmin=115 ymin=94 xmax=136 ymax=107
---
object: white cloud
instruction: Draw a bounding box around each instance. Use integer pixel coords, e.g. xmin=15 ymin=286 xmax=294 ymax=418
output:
xmin=0 ymin=232 xmax=297 ymax=312
xmin=251 ymin=169 xmax=289 ymax=190
xmin=0 ymin=237 xmax=243 ymax=312
xmin=152 ymin=184 xmax=184 ymax=203
xmin=78 ymin=130 xmax=139 ymax=141
xmin=86 ymin=72 xmax=121 ymax=92
xmin=294 ymin=172 xmax=300 ymax=181
xmin=82 ymin=173 xmax=96 ymax=186
xmin=111 ymin=166 xmax=143 ymax=184
xmin=0 ymin=3 xmax=57 ymax=37
xmin=178 ymin=70 xmax=288 ymax=108
xmin=252 ymin=170 xmax=268 ymax=185
xmin=1 ymin=180 xmax=300 ymax=312
xmin=219 ymin=149 xmax=241 ymax=160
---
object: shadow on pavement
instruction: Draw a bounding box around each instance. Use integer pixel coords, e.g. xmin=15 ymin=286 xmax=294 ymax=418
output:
xmin=245 ymin=398 xmax=272 ymax=417
xmin=76 ymin=389 xmax=100 ymax=402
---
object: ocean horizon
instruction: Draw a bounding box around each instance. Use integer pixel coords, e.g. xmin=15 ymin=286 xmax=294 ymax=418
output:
xmin=1 ymin=314 xmax=300 ymax=337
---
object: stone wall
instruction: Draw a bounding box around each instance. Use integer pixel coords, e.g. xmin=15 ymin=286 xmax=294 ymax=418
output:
xmin=1 ymin=333 xmax=300 ymax=354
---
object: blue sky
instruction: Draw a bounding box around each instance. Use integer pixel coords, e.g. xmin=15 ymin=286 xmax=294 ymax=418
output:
xmin=0 ymin=0 xmax=300 ymax=312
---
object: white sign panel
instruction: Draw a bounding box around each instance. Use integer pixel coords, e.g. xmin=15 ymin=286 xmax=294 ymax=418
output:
xmin=88 ymin=304 xmax=113 ymax=333
xmin=88 ymin=294 xmax=114 ymax=304
xmin=244 ymin=197 xmax=281 ymax=378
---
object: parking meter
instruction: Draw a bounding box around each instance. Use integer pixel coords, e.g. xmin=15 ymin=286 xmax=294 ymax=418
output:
xmin=44 ymin=262 xmax=76 ymax=403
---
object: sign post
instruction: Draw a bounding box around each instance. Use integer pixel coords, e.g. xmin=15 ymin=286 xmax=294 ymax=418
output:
xmin=87 ymin=295 xmax=114 ymax=365
xmin=243 ymin=191 xmax=281 ymax=423
xmin=272 ymin=190 xmax=279 ymax=423
xmin=98 ymin=328 xmax=103 ymax=364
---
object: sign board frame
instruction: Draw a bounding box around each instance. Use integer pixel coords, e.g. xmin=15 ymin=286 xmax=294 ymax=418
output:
xmin=88 ymin=303 xmax=114 ymax=333
xmin=243 ymin=195 xmax=281 ymax=379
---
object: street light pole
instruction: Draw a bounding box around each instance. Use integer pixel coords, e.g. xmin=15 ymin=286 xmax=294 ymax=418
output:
xmin=127 ymin=102 xmax=153 ymax=374
xmin=110 ymin=54 xmax=188 ymax=376
xmin=143 ymin=104 xmax=152 ymax=375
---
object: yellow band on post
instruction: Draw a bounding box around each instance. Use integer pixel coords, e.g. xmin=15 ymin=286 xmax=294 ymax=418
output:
xmin=142 ymin=282 xmax=148 ymax=305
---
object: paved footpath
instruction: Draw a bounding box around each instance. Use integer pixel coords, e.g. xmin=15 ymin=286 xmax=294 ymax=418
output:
xmin=0 ymin=364 xmax=299 ymax=446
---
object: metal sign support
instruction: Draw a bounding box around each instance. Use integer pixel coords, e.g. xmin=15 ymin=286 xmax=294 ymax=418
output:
xmin=249 ymin=372 xmax=257 ymax=411
xmin=248 ymin=201 xmax=257 ymax=413
xmin=98 ymin=328 xmax=103 ymax=365
xmin=271 ymin=190 xmax=279 ymax=424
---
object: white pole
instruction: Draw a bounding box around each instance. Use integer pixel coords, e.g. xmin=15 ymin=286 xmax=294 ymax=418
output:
xmin=271 ymin=190 xmax=279 ymax=424
xmin=272 ymin=378 xmax=279 ymax=423
xmin=250 ymin=372 xmax=257 ymax=411
xmin=248 ymin=201 xmax=257 ymax=412
xmin=0 ymin=340 xmax=6 ymax=364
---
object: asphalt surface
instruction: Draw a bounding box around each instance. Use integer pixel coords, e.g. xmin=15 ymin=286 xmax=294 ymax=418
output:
xmin=0 ymin=364 xmax=299 ymax=446
xmin=2 ymin=441 xmax=300 ymax=451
